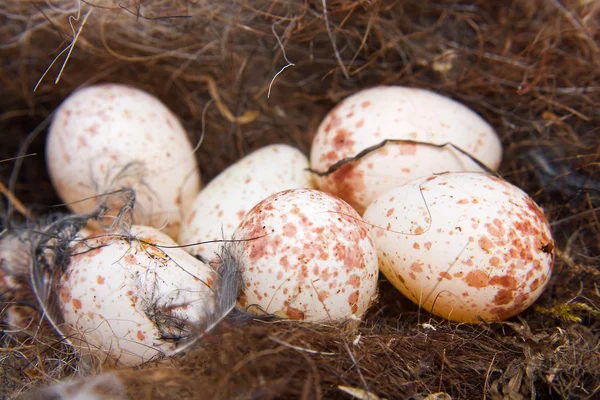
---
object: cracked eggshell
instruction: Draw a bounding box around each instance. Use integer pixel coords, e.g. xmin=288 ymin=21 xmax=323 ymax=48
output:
xmin=179 ymin=144 xmax=314 ymax=264
xmin=232 ymin=188 xmax=378 ymax=322
xmin=46 ymin=83 xmax=201 ymax=239
xmin=310 ymin=86 xmax=502 ymax=214
xmin=363 ymin=172 xmax=554 ymax=323
xmin=58 ymin=225 xmax=216 ymax=366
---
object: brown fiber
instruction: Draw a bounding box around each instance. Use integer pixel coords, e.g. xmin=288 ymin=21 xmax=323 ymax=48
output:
xmin=1 ymin=1 xmax=599 ymax=399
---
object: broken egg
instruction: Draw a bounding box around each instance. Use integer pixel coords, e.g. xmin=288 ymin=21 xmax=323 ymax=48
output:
xmin=310 ymin=86 xmax=503 ymax=213
xmin=179 ymin=144 xmax=313 ymax=264
xmin=231 ymin=188 xmax=378 ymax=322
xmin=362 ymin=172 xmax=554 ymax=323
xmin=46 ymin=83 xmax=201 ymax=239
xmin=58 ymin=225 xmax=216 ymax=366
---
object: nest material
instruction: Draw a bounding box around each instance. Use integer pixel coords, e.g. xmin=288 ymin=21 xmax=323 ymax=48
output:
xmin=1 ymin=0 xmax=599 ymax=399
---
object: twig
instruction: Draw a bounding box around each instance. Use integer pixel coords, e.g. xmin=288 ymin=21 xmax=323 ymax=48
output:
xmin=0 ymin=180 xmax=29 ymax=217
xmin=322 ymin=0 xmax=350 ymax=79
xmin=34 ymin=5 xmax=93 ymax=91
xmin=551 ymin=206 xmax=600 ymax=227
xmin=190 ymin=99 xmax=212 ymax=154
xmin=55 ymin=8 xmax=92 ymax=85
xmin=344 ymin=341 xmax=369 ymax=391
xmin=6 ymin=114 xmax=53 ymax=222
xmin=188 ymin=75 xmax=258 ymax=124
xmin=268 ymin=23 xmax=295 ymax=98
xmin=0 ymin=154 xmax=36 ymax=163
xmin=269 ymin=335 xmax=336 ymax=356
xmin=483 ymin=354 xmax=496 ymax=399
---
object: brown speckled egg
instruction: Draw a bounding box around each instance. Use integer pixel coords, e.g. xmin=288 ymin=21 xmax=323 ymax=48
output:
xmin=46 ymin=84 xmax=201 ymax=239
xmin=232 ymin=188 xmax=378 ymax=322
xmin=179 ymin=144 xmax=314 ymax=264
xmin=58 ymin=225 xmax=216 ymax=366
xmin=362 ymin=172 xmax=554 ymax=323
xmin=310 ymin=86 xmax=502 ymax=214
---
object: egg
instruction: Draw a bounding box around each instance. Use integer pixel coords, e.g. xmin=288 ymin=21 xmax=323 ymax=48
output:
xmin=231 ymin=188 xmax=378 ymax=322
xmin=58 ymin=225 xmax=216 ymax=366
xmin=179 ymin=144 xmax=313 ymax=264
xmin=362 ymin=172 xmax=554 ymax=323
xmin=1 ymin=227 xmax=95 ymax=335
xmin=46 ymin=83 xmax=201 ymax=239
xmin=0 ymin=233 xmax=37 ymax=334
xmin=310 ymin=86 xmax=503 ymax=214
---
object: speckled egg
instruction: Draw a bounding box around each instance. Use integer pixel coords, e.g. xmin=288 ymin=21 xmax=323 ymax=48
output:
xmin=231 ymin=188 xmax=378 ymax=321
xmin=362 ymin=172 xmax=554 ymax=323
xmin=46 ymin=83 xmax=201 ymax=239
xmin=179 ymin=144 xmax=313 ymax=264
xmin=58 ymin=225 xmax=216 ymax=366
xmin=310 ymin=86 xmax=503 ymax=214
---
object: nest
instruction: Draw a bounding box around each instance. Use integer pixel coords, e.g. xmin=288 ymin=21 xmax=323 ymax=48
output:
xmin=1 ymin=0 xmax=599 ymax=399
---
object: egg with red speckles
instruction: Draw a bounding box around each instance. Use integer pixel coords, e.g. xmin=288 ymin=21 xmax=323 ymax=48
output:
xmin=179 ymin=144 xmax=314 ymax=265
xmin=58 ymin=225 xmax=216 ymax=366
xmin=362 ymin=172 xmax=554 ymax=323
xmin=231 ymin=188 xmax=378 ymax=321
xmin=46 ymin=83 xmax=201 ymax=239
xmin=310 ymin=86 xmax=503 ymax=214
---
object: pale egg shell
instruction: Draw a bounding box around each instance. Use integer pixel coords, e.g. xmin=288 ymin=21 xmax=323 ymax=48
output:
xmin=0 ymin=233 xmax=37 ymax=333
xmin=58 ymin=225 xmax=216 ymax=366
xmin=1 ymin=229 xmax=96 ymax=334
xmin=310 ymin=86 xmax=503 ymax=214
xmin=232 ymin=188 xmax=378 ymax=322
xmin=362 ymin=172 xmax=554 ymax=323
xmin=179 ymin=144 xmax=313 ymax=263
xmin=46 ymin=83 xmax=201 ymax=239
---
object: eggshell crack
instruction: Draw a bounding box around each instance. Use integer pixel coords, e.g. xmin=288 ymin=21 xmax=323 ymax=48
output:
xmin=310 ymin=86 xmax=502 ymax=214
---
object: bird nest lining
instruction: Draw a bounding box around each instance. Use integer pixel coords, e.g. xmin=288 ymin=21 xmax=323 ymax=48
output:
xmin=1 ymin=0 xmax=599 ymax=399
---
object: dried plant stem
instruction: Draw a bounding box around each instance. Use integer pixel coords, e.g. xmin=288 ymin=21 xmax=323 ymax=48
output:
xmin=186 ymin=75 xmax=259 ymax=124
xmin=0 ymin=179 xmax=28 ymax=217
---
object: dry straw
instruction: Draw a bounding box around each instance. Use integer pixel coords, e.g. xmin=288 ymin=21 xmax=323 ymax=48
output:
xmin=1 ymin=0 xmax=599 ymax=398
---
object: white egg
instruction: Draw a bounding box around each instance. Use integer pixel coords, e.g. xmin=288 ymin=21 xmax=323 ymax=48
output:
xmin=46 ymin=83 xmax=201 ymax=239
xmin=231 ymin=188 xmax=378 ymax=322
xmin=179 ymin=144 xmax=313 ymax=264
xmin=58 ymin=225 xmax=216 ymax=366
xmin=310 ymin=86 xmax=502 ymax=214
xmin=362 ymin=172 xmax=554 ymax=323
xmin=0 ymin=233 xmax=37 ymax=333
xmin=0 ymin=228 xmax=95 ymax=335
